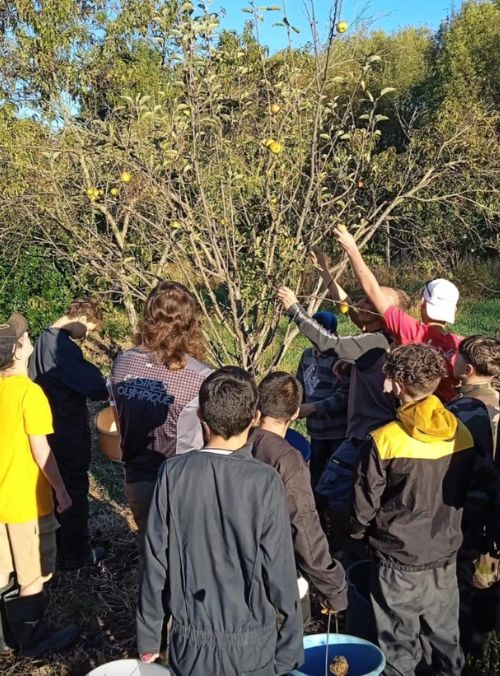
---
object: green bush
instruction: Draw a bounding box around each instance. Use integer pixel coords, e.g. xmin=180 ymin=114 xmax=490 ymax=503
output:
xmin=0 ymin=246 xmax=76 ymax=336
xmin=101 ymin=306 xmax=132 ymax=344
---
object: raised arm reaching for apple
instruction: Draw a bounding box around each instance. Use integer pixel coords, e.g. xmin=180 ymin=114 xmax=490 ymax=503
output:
xmin=277 ymin=286 xmax=299 ymax=310
xmin=311 ymin=246 xmax=364 ymax=328
xmin=311 ymin=246 xmax=348 ymax=304
xmin=333 ymin=226 xmax=392 ymax=316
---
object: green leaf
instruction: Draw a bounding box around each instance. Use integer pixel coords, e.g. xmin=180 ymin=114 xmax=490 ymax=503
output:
xmin=380 ymin=87 xmax=397 ymax=97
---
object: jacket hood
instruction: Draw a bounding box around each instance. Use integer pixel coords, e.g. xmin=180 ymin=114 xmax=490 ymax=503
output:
xmin=397 ymin=395 xmax=457 ymax=443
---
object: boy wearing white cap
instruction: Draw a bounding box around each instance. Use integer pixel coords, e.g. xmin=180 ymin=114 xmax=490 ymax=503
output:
xmin=334 ymin=228 xmax=462 ymax=401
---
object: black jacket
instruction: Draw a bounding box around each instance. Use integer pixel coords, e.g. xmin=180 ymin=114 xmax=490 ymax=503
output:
xmin=250 ymin=428 xmax=347 ymax=611
xmin=447 ymin=388 xmax=500 ymax=549
xmin=137 ymin=445 xmax=303 ymax=676
xmin=30 ymin=328 xmax=107 ymax=447
xmin=287 ymin=304 xmax=397 ymax=440
xmin=352 ymin=396 xmax=476 ymax=570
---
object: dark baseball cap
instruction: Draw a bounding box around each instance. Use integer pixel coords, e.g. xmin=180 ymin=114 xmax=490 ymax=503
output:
xmin=0 ymin=313 xmax=28 ymax=340
xmin=0 ymin=313 xmax=28 ymax=369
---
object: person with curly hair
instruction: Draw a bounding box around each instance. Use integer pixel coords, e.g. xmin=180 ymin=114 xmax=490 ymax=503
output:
xmin=107 ymin=282 xmax=212 ymax=553
xmin=350 ymin=343 xmax=479 ymax=676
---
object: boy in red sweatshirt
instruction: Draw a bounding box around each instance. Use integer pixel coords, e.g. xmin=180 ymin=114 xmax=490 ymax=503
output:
xmin=334 ymin=227 xmax=462 ymax=401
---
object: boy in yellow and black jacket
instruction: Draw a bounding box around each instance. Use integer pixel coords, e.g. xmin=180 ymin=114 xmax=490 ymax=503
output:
xmin=351 ymin=344 xmax=486 ymax=676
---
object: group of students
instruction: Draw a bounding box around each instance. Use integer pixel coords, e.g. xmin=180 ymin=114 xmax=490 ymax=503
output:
xmin=0 ymin=225 xmax=498 ymax=676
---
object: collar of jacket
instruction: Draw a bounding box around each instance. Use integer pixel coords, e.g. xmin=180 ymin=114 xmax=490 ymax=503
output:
xmin=201 ymin=443 xmax=253 ymax=458
xmin=457 ymin=382 xmax=497 ymax=398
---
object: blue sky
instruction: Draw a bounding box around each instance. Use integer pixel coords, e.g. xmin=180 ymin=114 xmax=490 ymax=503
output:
xmin=210 ymin=1 xmax=462 ymax=50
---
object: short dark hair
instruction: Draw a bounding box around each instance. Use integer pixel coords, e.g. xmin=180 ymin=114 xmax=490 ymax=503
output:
xmin=199 ymin=367 xmax=258 ymax=440
xmin=67 ymin=298 xmax=102 ymax=324
xmin=0 ymin=338 xmax=16 ymax=371
xmin=383 ymin=344 xmax=447 ymax=398
xmin=258 ymin=371 xmax=302 ymax=422
xmin=459 ymin=335 xmax=500 ymax=378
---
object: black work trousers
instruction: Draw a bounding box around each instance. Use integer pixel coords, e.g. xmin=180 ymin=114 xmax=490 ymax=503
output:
xmin=52 ymin=439 xmax=92 ymax=567
xmin=369 ymin=560 xmax=464 ymax=676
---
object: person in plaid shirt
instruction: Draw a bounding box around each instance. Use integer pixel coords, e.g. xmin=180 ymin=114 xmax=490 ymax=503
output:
xmin=108 ymin=282 xmax=212 ymax=554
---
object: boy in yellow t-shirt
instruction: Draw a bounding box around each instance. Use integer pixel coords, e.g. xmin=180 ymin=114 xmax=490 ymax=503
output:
xmin=0 ymin=313 xmax=78 ymax=658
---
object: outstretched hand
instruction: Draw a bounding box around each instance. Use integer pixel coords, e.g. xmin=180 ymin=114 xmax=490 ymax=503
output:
xmin=277 ymin=286 xmax=298 ymax=310
xmin=310 ymin=246 xmax=328 ymax=270
xmin=334 ymin=227 xmax=358 ymax=256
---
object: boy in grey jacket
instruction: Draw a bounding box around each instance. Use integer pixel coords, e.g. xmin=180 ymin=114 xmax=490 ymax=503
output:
xmin=296 ymin=312 xmax=349 ymax=487
xmin=137 ymin=367 xmax=303 ymax=676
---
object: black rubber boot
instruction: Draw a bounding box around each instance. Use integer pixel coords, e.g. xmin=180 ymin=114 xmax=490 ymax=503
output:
xmin=58 ymin=545 xmax=108 ymax=571
xmin=4 ymin=590 xmax=79 ymax=658
xmin=0 ymin=580 xmax=17 ymax=654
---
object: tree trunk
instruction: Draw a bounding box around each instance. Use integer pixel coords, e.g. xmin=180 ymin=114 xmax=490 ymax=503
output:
xmin=121 ymin=280 xmax=138 ymax=328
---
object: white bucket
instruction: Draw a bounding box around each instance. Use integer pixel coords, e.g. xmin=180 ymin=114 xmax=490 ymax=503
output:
xmin=86 ymin=659 xmax=170 ymax=676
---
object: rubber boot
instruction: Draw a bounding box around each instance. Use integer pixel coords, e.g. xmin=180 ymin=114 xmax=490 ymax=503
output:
xmin=4 ymin=590 xmax=79 ymax=658
xmin=0 ymin=580 xmax=17 ymax=654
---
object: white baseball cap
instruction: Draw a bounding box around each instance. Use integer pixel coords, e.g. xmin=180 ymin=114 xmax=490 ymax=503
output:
xmin=423 ymin=279 xmax=460 ymax=324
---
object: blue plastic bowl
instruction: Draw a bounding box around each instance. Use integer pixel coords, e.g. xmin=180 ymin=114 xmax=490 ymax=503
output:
xmin=291 ymin=633 xmax=385 ymax=676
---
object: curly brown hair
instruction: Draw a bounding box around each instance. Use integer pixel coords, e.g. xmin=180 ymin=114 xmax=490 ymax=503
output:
xmin=134 ymin=281 xmax=205 ymax=370
xmin=459 ymin=335 xmax=500 ymax=377
xmin=383 ymin=343 xmax=448 ymax=397
xmin=66 ymin=298 xmax=102 ymax=324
